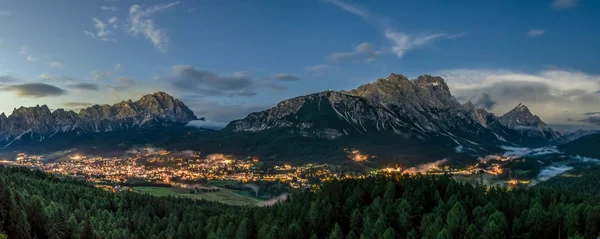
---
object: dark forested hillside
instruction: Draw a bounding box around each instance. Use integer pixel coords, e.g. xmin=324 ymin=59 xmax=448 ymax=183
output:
xmin=537 ymin=167 xmax=600 ymax=197
xmin=560 ymin=133 xmax=600 ymax=159
xmin=1 ymin=166 xmax=600 ymax=239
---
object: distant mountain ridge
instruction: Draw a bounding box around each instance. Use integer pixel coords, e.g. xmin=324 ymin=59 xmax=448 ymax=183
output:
xmin=0 ymin=92 xmax=198 ymax=147
xmin=0 ymin=74 xmax=568 ymax=164
xmin=228 ymin=73 xmax=566 ymax=151
xmin=561 ymin=132 xmax=600 ymax=158
xmin=563 ymin=129 xmax=600 ymax=141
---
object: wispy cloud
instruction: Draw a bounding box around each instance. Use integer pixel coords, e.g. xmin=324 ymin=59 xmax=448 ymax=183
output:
xmin=447 ymin=32 xmax=467 ymax=39
xmin=274 ymin=73 xmax=301 ymax=82
xmin=127 ymin=1 xmax=179 ymax=52
xmin=63 ymin=102 xmax=95 ymax=109
xmin=85 ymin=18 xmax=116 ymax=42
xmin=91 ymin=71 xmax=112 ymax=81
xmin=527 ymin=29 xmax=545 ymax=37
xmin=165 ymin=65 xmax=291 ymax=97
xmin=0 ymin=76 xmax=20 ymax=85
xmin=438 ymin=68 xmax=600 ymax=125
xmin=168 ymin=65 xmax=258 ymax=97
xmin=385 ymin=30 xmax=463 ymax=58
xmin=474 ymin=93 xmax=497 ymax=110
xmin=116 ymin=77 xmax=136 ymax=87
xmin=19 ymin=46 xmax=40 ymax=62
xmin=100 ymin=6 xmax=119 ymax=11
xmin=552 ymin=0 xmax=579 ymax=9
xmin=578 ymin=115 xmax=600 ymax=125
xmin=66 ymin=83 xmax=99 ymax=91
xmin=323 ymin=0 xmax=388 ymax=26
xmin=108 ymin=17 xmax=119 ymax=28
xmin=325 ymin=0 xmax=464 ymax=60
xmin=90 ymin=64 xmax=121 ymax=81
xmin=323 ymin=0 xmax=368 ymax=18
xmin=0 ymin=11 xmax=10 ymax=17
xmin=330 ymin=42 xmax=384 ymax=62
xmin=306 ymin=64 xmax=336 ymax=76
xmin=0 ymin=83 xmax=67 ymax=98
xmin=49 ymin=61 xmax=65 ymax=68
xmin=39 ymin=74 xmax=77 ymax=83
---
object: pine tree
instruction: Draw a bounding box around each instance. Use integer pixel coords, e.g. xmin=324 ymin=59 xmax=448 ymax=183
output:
xmin=235 ymin=218 xmax=249 ymax=239
xmin=446 ymin=202 xmax=467 ymax=238
xmin=464 ymin=224 xmax=478 ymax=239
xmin=436 ymin=228 xmax=451 ymax=239
xmin=284 ymin=221 xmax=303 ymax=239
xmin=482 ymin=221 xmax=502 ymax=239
xmin=328 ymin=223 xmax=343 ymax=239
xmin=381 ymin=227 xmax=396 ymax=239
xmin=346 ymin=231 xmax=358 ymax=239
xmin=81 ymin=216 xmax=96 ymax=239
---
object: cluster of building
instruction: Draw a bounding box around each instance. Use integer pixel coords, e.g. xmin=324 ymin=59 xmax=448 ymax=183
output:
xmin=0 ymin=151 xmax=349 ymax=189
xmin=0 ymin=149 xmax=528 ymax=190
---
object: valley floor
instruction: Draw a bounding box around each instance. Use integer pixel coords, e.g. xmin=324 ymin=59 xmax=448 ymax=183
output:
xmin=132 ymin=186 xmax=263 ymax=206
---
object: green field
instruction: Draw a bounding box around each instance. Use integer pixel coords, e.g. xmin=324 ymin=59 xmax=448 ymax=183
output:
xmin=205 ymin=180 xmax=239 ymax=187
xmin=133 ymin=186 xmax=262 ymax=206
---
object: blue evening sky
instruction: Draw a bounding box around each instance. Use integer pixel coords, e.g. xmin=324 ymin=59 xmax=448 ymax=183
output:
xmin=0 ymin=0 xmax=599 ymax=129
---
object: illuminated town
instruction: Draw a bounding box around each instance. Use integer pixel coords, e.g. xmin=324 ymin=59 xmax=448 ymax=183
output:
xmin=0 ymin=148 xmax=527 ymax=191
xmin=0 ymin=150 xmax=351 ymax=190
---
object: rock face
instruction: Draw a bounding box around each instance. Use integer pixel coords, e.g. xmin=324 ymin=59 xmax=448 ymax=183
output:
xmin=227 ymin=90 xmax=422 ymax=140
xmin=497 ymin=103 xmax=565 ymax=144
xmin=0 ymin=92 xmax=197 ymax=145
xmin=228 ymin=73 xmax=564 ymax=149
xmin=498 ymin=103 xmax=544 ymax=129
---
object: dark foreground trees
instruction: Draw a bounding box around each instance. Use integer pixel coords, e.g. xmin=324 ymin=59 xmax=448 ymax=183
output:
xmin=1 ymin=166 xmax=600 ymax=239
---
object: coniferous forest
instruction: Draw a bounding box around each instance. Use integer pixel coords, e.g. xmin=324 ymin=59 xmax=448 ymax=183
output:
xmin=1 ymin=166 xmax=600 ymax=239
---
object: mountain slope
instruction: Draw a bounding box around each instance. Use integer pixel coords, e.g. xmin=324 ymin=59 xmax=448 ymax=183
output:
xmin=228 ymin=74 xmax=563 ymax=158
xmin=0 ymin=74 xmax=566 ymax=165
xmin=563 ymin=129 xmax=600 ymax=141
xmin=227 ymin=90 xmax=428 ymax=139
xmin=560 ymin=133 xmax=600 ymax=158
xmin=497 ymin=103 xmax=565 ymax=145
xmin=0 ymin=92 xmax=198 ymax=148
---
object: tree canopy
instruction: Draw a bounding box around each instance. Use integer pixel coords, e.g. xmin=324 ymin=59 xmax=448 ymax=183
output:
xmin=1 ymin=166 xmax=600 ymax=238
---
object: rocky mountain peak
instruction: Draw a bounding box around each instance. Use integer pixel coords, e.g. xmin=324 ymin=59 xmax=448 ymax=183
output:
xmin=0 ymin=113 xmax=6 ymax=128
xmin=413 ymin=75 xmax=450 ymax=93
xmin=498 ymin=103 xmax=544 ymax=128
xmin=12 ymin=104 xmax=51 ymax=115
xmin=513 ymin=103 xmax=530 ymax=113
xmin=137 ymin=92 xmax=177 ymax=107
xmin=385 ymin=73 xmax=410 ymax=81
xmin=229 ymin=72 xmax=567 ymax=148
xmin=134 ymin=92 xmax=197 ymax=123
xmin=462 ymin=101 xmax=475 ymax=110
xmin=0 ymin=92 xmax=198 ymax=142
xmin=346 ymin=73 xmax=457 ymax=110
xmin=10 ymin=105 xmax=53 ymax=124
xmin=78 ymin=104 xmax=113 ymax=120
xmin=496 ymin=103 xmax=565 ymax=144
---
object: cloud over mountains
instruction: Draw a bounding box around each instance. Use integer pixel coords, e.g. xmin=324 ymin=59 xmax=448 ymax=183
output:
xmin=440 ymin=69 xmax=600 ymax=125
xmin=1 ymin=83 xmax=66 ymax=98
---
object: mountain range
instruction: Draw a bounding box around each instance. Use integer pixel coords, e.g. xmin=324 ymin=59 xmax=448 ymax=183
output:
xmin=227 ymin=74 xmax=565 ymax=149
xmin=563 ymin=129 xmax=600 ymax=141
xmin=0 ymin=73 xmax=574 ymax=165
xmin=0 ymin=92 xmax=198 ymax=148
